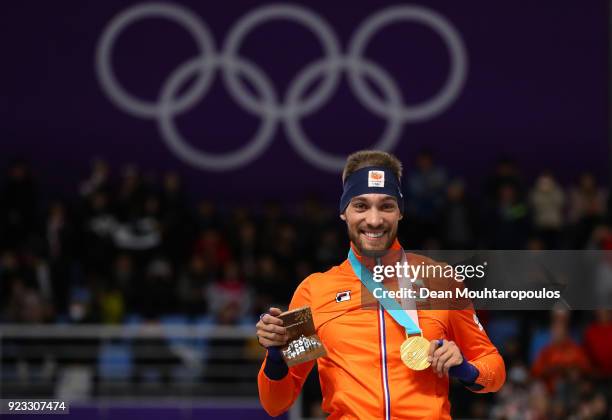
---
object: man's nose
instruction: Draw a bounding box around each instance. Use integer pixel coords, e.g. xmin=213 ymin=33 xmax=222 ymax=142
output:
xmin=365 ymin=209 xmax=383 ymax=227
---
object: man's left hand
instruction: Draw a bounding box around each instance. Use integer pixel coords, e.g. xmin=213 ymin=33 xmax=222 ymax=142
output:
xmin=428 ymin=339 xmax=463 ymax=378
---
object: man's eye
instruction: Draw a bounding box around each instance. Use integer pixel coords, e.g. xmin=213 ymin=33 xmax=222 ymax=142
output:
xmin=353 ymin=203 xmax=367 ymax=210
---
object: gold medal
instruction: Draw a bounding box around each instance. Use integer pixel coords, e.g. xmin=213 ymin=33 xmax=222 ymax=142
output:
xmin=400 ymin=335 xmax=431 ymax=370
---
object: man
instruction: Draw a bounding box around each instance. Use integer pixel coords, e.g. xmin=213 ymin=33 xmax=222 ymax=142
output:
xmin=256 ymin=150 xmax=505 ymax=419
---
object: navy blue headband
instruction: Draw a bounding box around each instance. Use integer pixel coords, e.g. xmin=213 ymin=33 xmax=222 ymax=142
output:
xmin=339 ymin=166 xmax=404 ymax=213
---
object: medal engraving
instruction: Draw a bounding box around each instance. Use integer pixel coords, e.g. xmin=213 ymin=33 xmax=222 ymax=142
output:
xmin=400 ymin=336 xmax=431 ymax=370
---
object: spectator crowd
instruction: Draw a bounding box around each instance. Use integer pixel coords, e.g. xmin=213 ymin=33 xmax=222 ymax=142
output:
xmin=1 ymin=152 xmax=611 ymax=418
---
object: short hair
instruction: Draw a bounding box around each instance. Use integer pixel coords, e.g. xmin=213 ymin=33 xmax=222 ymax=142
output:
xmin=342 ymin=150 xmax=403 ymax=183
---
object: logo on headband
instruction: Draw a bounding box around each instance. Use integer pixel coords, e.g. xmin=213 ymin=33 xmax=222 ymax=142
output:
xmin=368 ymin=170 xmax=385 ymax=187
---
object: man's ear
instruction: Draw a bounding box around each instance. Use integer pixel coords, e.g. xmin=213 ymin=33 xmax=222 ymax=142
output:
xmin=340 ymin=213 xmax=346 ymax=221
xmin=398 ymin=212 xmax=403 ymax=221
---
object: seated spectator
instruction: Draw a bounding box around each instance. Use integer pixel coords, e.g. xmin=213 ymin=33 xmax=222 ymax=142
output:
xmin=4 ymin=277 xmax=53 ymax=323
xmin=588 ymin=225 xmax=612 ymax=306
xmin=405 ymin=149 xmax=447 ymax=245
xmin=195 ymin=200 xmax=221 ymax=232
xmin=82 ymin=191 xmax=117 ymax=272
xmin=532 ymin=310 xmax=590 ymax=392
xmin=439 ymin=179 xmax=477 ymax=249
xmin=112 ymin=194 xmax=162 ymax=252
xmin=484 ymin=157 xmax=523 ymax=205
xmin=485 ymin=183 xmax=530 ymax=249
xmin=0 ymin=159 xmax=38 ymax=249
xmin=568 ymin=172 xmax=607 ymax=223
xmin=79 ymin=158 xmax=111 ymax=197
xmin=490 ymin=361 xmax=532 ymax=419
xmin=315 ymin=228 xmax=342 ymax=271
xmin=178 ymin=255 xmax=212 ymax=315
xmin=233 ymin=221 xmax=258 ymax=279
xmin=583 ymin=309 xmax=612 ymax=378
xmin=252 ymin=255 xmax=283 ymax=311
xmin=568 ymin=172 xmax=608 ymax=247
xmin=529 ymin=172 xmax=565 ymax=248
xmin=206 ymin=261 xmax=252 ymax=324
xmin=67 ymin=285 xmax=97 ymax=323
xmin=193 ymin=228 xmax=232 ymax=270
xmin=160 ymin=172 xmax=191 ymax=262
xmin=140 ymin=258 xmax=177 ymax=319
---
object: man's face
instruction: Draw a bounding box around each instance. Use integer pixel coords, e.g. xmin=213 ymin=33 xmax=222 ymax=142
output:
xmin=341 ymin=194 xmax=402 ymax=253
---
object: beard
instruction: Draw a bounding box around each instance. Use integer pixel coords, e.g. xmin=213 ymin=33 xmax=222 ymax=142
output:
xmin=348 ymin=224 xmax=398 ymax=258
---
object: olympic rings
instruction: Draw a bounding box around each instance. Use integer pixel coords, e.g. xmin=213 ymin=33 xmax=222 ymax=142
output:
xmin=96 ymin=3 xmax=468 ymax=171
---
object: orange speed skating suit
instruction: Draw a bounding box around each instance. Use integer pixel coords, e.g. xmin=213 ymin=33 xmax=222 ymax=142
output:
xmin=258 ymin=241 xmax=505 ymax=419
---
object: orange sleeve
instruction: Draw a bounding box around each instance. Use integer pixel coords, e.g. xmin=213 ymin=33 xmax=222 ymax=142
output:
xmin=448 ymin=309 xmax=506 ymax=393
xmin=257 ymin=277 xmax=316 ymax=417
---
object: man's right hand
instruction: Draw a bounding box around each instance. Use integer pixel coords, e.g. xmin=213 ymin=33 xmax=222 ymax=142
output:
xmin=256 ymin=307 xmax=288 ymax=348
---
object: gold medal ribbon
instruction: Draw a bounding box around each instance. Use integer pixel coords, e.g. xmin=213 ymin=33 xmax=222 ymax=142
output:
xmin=348 ymin=249 xmax=430 ymax=370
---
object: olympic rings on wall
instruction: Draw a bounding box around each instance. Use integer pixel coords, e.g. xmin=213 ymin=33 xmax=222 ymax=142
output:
xmin=96 ymin=3 xmax=468 ymax=171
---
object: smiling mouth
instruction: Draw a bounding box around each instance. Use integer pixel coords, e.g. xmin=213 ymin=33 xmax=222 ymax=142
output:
xmin=362 ymin=231 xmax=385 ymax=239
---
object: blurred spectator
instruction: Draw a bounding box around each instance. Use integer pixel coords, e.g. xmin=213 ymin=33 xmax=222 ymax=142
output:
xmin=67 ymin=285 xmax=96 ymax=323
xmin=81 ymin=191 xmax=116 ymax=272
xmin=111 ymin=254 xmax=136 ymax=307
xmin=112 ymin=194 xmax=161 ymax=252
xmin=315 ymin=228 xmax=342 ymax=270
xmin=98 ymin=286 xmax=125 ymax=324
xmin=531 ymin=310 xmax=590 ymax=392
xmin=583 ymin=310 xmax=612 ymax=378
xmin=233 ymin=221 xmax=258 ymax=279
xmin=529 ymin=172 xmax=565 ymax=248
xmin=260 ymin=200 xmax=286 ymax=248
xmin=294 ymin=260 xmax=314 ymax=288
xmin=193 ymin=228 xmax=232 ymax=270
xmin=1 ymin=251 xmax=21 ymax=310
xmin=47 ymin=201 xmax=75 ymax=259
xmin=195 ymin=200 xmax=221 ymax=232
xmin=253 ymin=255 xmax=283 ymax=312
xmin=568 ymin=172 xmax=608 ymax=247
xmin=484 ymin=157 xmax=523 ymax=204
xmin=140 ymin=257 xmax=177 ymax=318
xmin=486 ymin=183 xmax=530 ymax=249
xmin=588 ymin=225 xmax=612 ymax=306
xmin=160 ymin=172 xmax=192 ymax=263
xmin=575 ymin=392 xmax=609 ymax=419
xmin=274 ymin=223 xmax=299 ymax=271
xmin=0 ymin=159 xmax=39 ymax=249
xmin=295 ymin=195 xmax=334 ymax=252
xmin=405 ymin=150 xmax=447 ymax=245
xmin=79 ymin=158 xmax=111 ymax=197
xmin=568 ymin=172 xmax=607 ymax=223
xmin=206 ymin=261 xmax=252 ymax=324
xmin=115 ymin=165 xmax=144 ymax=219
xmin=439 ymin=179 xmax=477 ymax=249
xmin=490 ymin=362 xmax=534 ymax=419
xmin=178 ymin=255 xmax=212 ymax=315
xmin=46 ymin=201 xmax=77 ymax=313
xmin=4 ymin=277 xmax=52 ymax=323
xmin=25 ymin=251 xmax=53 ymax=303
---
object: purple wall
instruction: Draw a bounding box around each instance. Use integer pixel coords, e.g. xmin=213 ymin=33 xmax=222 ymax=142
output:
xmin=2 ymin=0 xmax=609 ymax=202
